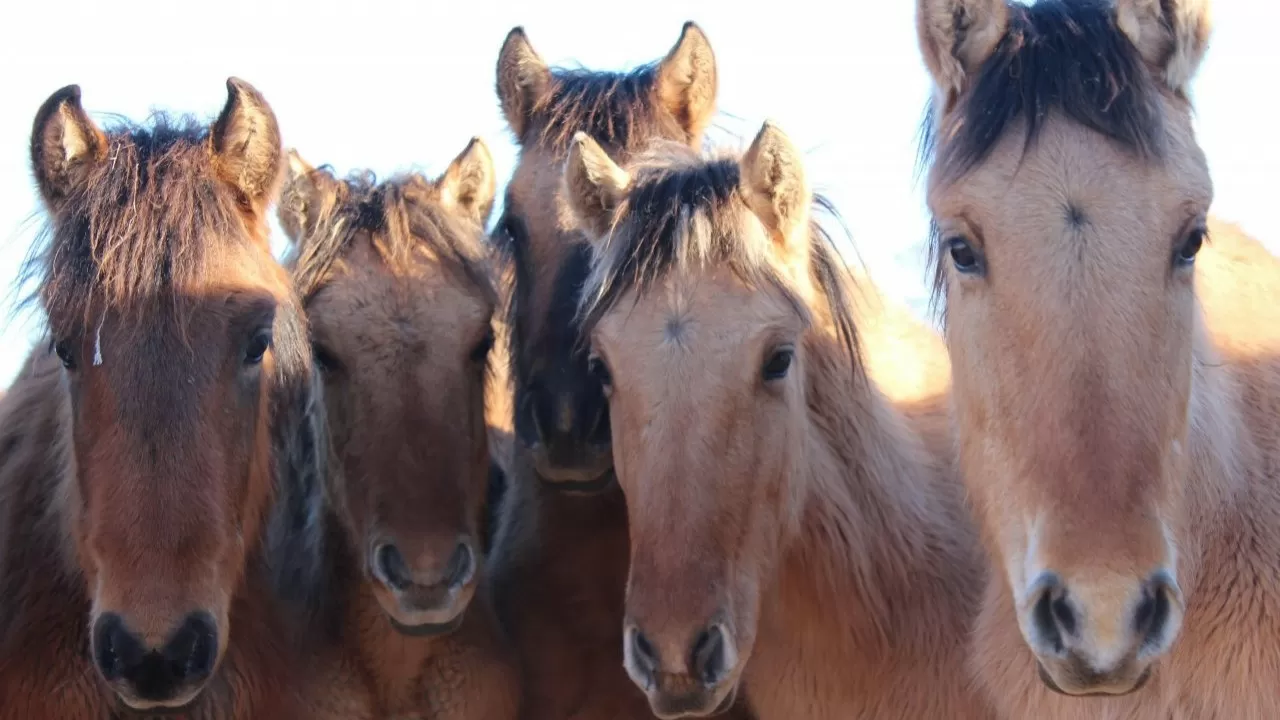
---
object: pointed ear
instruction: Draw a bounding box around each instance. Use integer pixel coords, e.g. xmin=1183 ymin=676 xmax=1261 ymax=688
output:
xmin=30 ymin=85 xmax=108 ymax=213
xmin=496 ymin=27 xmax=553 ymax=142
xmin=655 ymin=21 xmax=718 ymax=142
xmin=211 ymin=77 xmax=284 ymax=212
xmin=277 ymin=149 xmax=321 ymax=245
xmin=740 ymin=121 xmax=811 ymax=251
xmin=563 ymin=132 xmax=631 ymax=243
xmin=916 ymin=0 xmax=1009 ymax=112
xmin=439 ymin=137 xmax=496 ymax=227
xmin=1115 ymin=0 xmax=1211 ymax=94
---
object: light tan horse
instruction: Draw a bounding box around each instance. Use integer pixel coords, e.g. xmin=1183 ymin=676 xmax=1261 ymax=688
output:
xmin=562 ymin=123 xmax=994 ymax=719
xmin=278 ymin=140 xmax=520 ymax=719
xmin=917 ymin=0 xmax=1280 ymax=716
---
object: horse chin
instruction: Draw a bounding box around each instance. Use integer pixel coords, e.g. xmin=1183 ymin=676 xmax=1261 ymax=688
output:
xmin=114 ymin=689 xmax=204 ymax=716
xmin=536 ymin=467 xmax=617 ymax=496
xmin=648 ymin=678 xmax=740 ymax=719
xmin=1037 ymin=661 xmax=1153 ymax=697
xmin=387 ymin=612 xmax=467 ymax=638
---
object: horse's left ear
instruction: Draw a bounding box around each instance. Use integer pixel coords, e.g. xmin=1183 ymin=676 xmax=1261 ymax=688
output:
xmin=741 ymin=120 xmax=811 ymax=254
xmin=211 ymin=77 xmax=284 ymax=213
xmin=439 ymin=137 xmax=496 ymax=227
xmin=563 ymin=132 xmax=631 ymax=245
xmin=655 ymin=21 xmax=719 ymax=142
xmin=1115 ymin=0 xmax=1212 ymax=94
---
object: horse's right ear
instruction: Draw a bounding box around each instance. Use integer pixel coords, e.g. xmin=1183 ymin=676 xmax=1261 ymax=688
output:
xmin=211 ymin=77 xmax=284 ymax=215
xmin=563 ymin=132 xmax=630 ymax=245
xmin=496 ymin=27 xmax=552 ymax=142
xmin=916 ymin=0 xmax=1009 ymax=113
xmin=31 ymin=85 xmax=107 ymax=213
xmin=655 ymin=22 xmax=718 ymax=142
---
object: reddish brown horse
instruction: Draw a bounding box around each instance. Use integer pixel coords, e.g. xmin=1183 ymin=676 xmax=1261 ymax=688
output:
xmin=0 ymin=80 xmax=371 ymax=718
xmin=918 ymin=0 xmax=1280 ymax=716
xmin=483 ymin=22 xmax=756 ymax=720
xmin=563 ymin=124 xmax=993 ymax=719
xmin=279 ymin=140 xmax=519 ymax=719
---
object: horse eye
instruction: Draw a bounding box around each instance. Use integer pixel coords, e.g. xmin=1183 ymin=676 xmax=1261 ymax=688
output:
xmin=947 ymin=236 xmax=982 ymax=274
xmin=313 ymin=343 xmax=340 ymax=374
xmin=588 ymin=354 xmax=612 ymax=389
xmin=244 ymin=330 xmax=272 ymax=366
xmin=471 ymin=331 xmax=495 ymax=363
xmin=1175 ymin=227 xmax=1206 ymax=267
xmin=53 ymin=340 xmax=76 ymax=370
xmin=762 ymin=347 xmax=794 ymax=381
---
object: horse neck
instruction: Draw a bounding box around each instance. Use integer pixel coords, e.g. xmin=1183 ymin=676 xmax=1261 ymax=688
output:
xmin=1180 ymin=220 xmax=1280 ymax=596
xmin=756 ymin=307 xmax=983 ymax=677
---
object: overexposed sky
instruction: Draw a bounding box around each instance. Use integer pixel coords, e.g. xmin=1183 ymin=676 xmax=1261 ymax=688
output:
xmin=0 ymin=0 xmax=1276 ymax=388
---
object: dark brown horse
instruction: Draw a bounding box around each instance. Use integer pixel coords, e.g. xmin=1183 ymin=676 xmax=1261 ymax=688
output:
xmin=0 ymin=80 xmax=372 ymax=718
xmin=278 ymin=140 xmax=519 ymax=719
xmin=483 ymin=23 xmax=751 ymax=720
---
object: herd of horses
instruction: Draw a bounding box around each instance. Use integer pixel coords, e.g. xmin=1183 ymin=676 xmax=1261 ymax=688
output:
xmin=1 ymin=0 xmax=1278 ymax=718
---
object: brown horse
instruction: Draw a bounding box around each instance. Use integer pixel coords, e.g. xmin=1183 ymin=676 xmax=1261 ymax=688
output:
xmin=563 ymin=124 xmax=994 ymax=719
xmin=0 ymin=80 xmax=372 ymax=717
xmin=278 ymin=140 xmax=520 ymax=719
xmin=485 ymin=23 xmax=752 ymax=720
xmin=918 ymin=0 xmax=1280 ymax=716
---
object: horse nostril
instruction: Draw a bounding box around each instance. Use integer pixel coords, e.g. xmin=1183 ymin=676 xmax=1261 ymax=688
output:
xmin=626 ymin=625 xmax=660 ymax=687
xmin=444 ymin=540 xmax=476 ymax=590
xmin=374 ymin=543 xmax=413 ymax=591
xmin=1030 ymin=574 xmax=1075 ymax=655
xmin=163 ymin=612 xmax=218 ymax=682
xmin=92 ymin=613 xmax=140 ymax=682
xmin=1136 ymin=577 xmax=1174 ymax=651
xmin=690 ymin=624 xmax=734 ymax=687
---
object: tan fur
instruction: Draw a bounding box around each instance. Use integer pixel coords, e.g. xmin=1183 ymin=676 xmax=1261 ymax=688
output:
xmin=569 ymin=125 xmax=992 ymax=719
xmin=920 ymin=0 xmax=1280 ymax=715
xmin=916 ymin=0 xmax=1009 ymax=110
xmin=279 ymin=140 xmax=520 ymax=720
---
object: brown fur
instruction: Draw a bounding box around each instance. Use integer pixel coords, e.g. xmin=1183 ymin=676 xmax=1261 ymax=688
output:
xmin=486 ymin=23 xmax=758 ymax=720
xmin=278 ymin=142 xmax=519 ymax=719
xmin=0 ymin=81 xmax=372 ymax=717
xmin=919 ymin=0 xmax=1280 ymax=716
xmin=566 ymin=126 xmax=993 ymax=719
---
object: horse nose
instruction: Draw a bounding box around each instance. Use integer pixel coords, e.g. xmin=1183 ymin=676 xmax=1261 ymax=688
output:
xmin=624 ymin=622 xmax=737 ymax=690
xmin=373 ymin=539 xmax=476 ymax=593
xmin=92 ymin=611 xmax=218 ymax=704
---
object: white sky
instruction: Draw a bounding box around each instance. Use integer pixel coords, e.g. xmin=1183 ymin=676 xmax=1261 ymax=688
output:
xmin=0 ymin=0 xmax=1276 ymax=388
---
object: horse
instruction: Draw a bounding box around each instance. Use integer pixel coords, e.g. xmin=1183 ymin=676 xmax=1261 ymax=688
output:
xmin=0 ymin=80 xmax=372 ymax=718
xmin=483 ymin=23 xmax=755 ymax=720
xmin=277 ymin=140 xmax=520 ymax=719
xmin=561 ymin=122 xmax=995 ymax=719
xmin=916 ymin=0 xmax=1280 ymax=716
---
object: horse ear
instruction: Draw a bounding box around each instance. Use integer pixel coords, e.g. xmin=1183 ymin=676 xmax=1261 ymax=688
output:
xmin=30 ymin=85 xmax=107 ymax=213
xmin=496 ymin=27 xmax=552 ymax=142
xmin=211 ymin=77 xmax=284 ymax=212
xmin=563 ymin=132 xmax=630 ymax=244
xmin=278 ymin=149 xmax=321 ymax=245
xmin=655 ymin=21 xmax=718 ymax=142
xmin=439 ymin=137 xmax=496 ymax=227
xmin=916 ymin=0 xmax=1009 ymax=112
xmin=1115 ymin=0 xmax=1212 ymax=94
xmin=741 ymin=120 xmax=811 ymax=252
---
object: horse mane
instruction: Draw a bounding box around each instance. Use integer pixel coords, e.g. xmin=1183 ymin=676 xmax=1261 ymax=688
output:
xmin=576 ymin=141 xmax=861 ymax=367
xmin=282 ymin=167 xmax=495 ymax=307
xmin=20 ymin=113 xmax=256 ymax=334
xmin=522 ymin=63 xmax=684 ymax=154
xmin=916 ymin=0 xmax=1171 ymax=320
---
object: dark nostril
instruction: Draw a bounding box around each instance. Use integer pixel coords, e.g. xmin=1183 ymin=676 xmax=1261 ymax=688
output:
xmin=93 ymin=613 xmax=141 ymax=682
xmin=164 ymin=612 xmax=218 ymax=682
xmin=1136 ymin=581 xmax=1172 ymax=651
xmin=374 ymin=543 xmax=413 ymax=591
xmin=628 ymin=626 xmax=660 ymax=681
xmin=444 ymin=541 xmax=476 ymax=589
xmin=1031 ymin=576 xmax=1074 ymax=655
xmin=690 ymin=624 xmax=731 ymax=687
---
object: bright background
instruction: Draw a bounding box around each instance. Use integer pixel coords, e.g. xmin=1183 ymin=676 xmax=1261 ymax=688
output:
xmin=0 ymin=0 xmax=1275 ymax=389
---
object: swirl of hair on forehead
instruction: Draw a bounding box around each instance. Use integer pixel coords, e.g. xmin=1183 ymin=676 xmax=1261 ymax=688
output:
xmin=576 ymin=140 xmax=861 ymax=368
xmin=20 ymin=114 xmax=264 ymax=334
xmin=280 ymin=166 xmax=497 ymax=307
